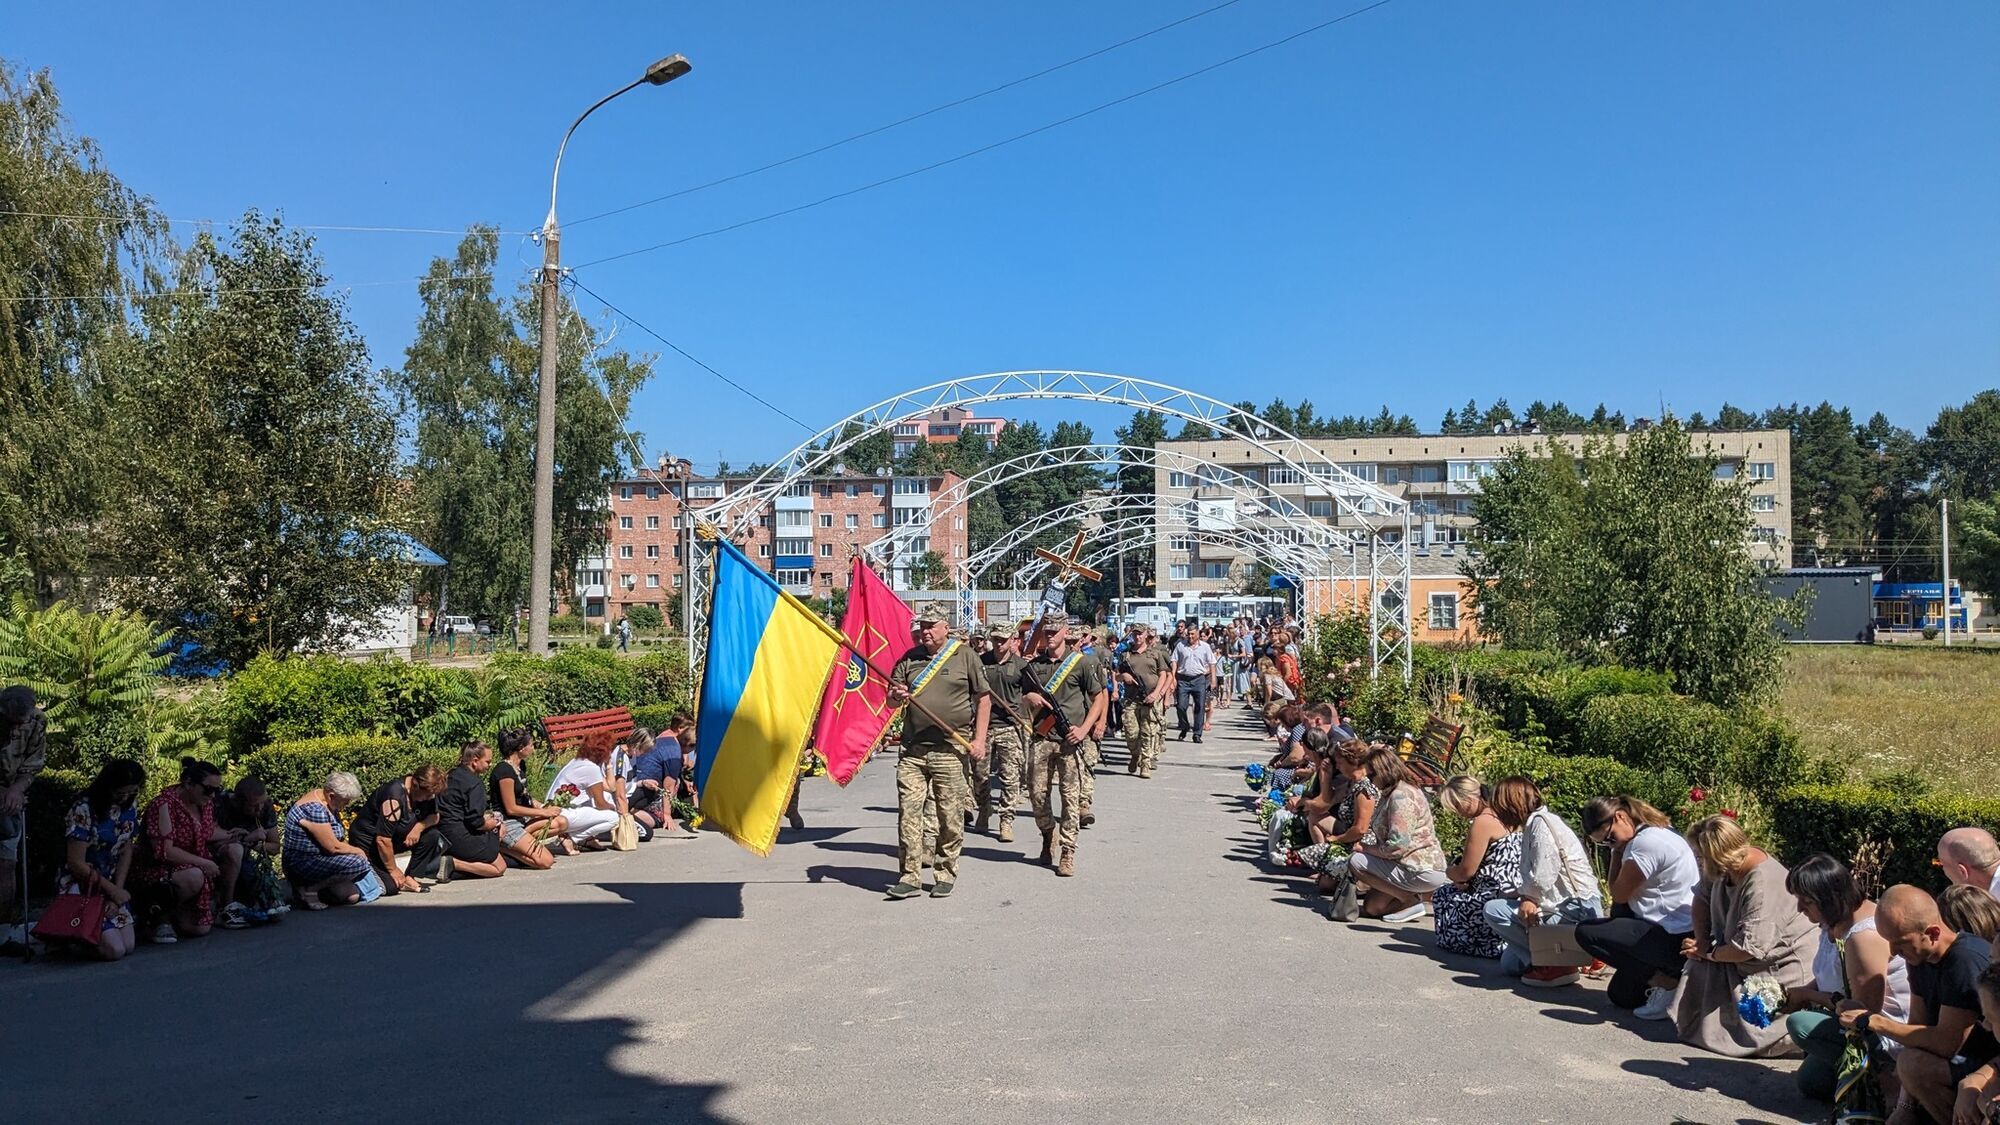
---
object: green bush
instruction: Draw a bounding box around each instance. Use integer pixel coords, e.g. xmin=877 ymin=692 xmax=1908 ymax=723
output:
xmin=1769 ymin=784 xmax=2000 ymax=892
xmin=1473 ymin=745 xmax=1690 ymax=828
xmin=628 ymin=648 xmax=693 ymax=711
xmin=624 ymin=605 xmax=664 ymax=630
xmin=550 ymin=613 xmax=590 ymax=635
xmin=1576 ymin=694 xmax=1818 ymax=793
xmin=224 ymin=654 xmax=463 ymax=755
xmin=234 ymin=735 xmax=455 ymax=806
xmin=630 ymin=703 xmax=683 ymax=734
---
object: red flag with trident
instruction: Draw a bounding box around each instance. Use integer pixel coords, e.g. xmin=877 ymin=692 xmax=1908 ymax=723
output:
xmin=812 ymin=557 xmax=913 ymax=785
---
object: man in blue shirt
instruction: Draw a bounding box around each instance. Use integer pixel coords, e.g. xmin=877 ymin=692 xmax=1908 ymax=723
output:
xmin=631 ymin=716 xmax=695 ymax=837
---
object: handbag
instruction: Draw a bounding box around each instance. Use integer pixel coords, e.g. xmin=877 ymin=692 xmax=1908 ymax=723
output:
xmin=1528 ymin=921 xmax=1591 ymax=967
xmin=355 ymin=868 xmax=384 ymax=903
xmin=32 ymin=892 xmax=106 ymax=943
xmin=610 ymin=813 xmax=641 ymax=851
xmin=1326 ymin=867 xmax=1361 ymax=922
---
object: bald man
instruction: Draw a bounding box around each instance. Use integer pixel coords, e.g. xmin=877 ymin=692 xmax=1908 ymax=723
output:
xmin=1938 ymin=828 xmax=2000 ymax=900
xmin=1840 ymin=885 xmax=1998 ymax=1124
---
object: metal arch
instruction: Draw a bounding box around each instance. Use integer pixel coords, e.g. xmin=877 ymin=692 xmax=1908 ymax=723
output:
xmin=699 ymin=372 xmax=1403 ymax=536
xmin=684 ymin=372 xmax=1412 ymax=682
xmin=1007 ymin=517 xmax=1327 ymax=591
xmin=956 ymin=494 xmax=1340 ymax=586
xmin=863 ymin=442 xmax=1350 ymax=563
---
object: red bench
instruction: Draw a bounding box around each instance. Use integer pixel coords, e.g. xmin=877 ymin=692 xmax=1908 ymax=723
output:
xmin=541 ymin=706 xmax=634 ymax=755
xmin=1398 ymin=716 xmax=1464 ymax=787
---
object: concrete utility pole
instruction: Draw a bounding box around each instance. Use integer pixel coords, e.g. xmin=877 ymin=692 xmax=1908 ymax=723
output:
xmin=1941 ymin=498 xmax=1952 ymax=647
xmin=529 ymin=54 xmax=692 ymax=656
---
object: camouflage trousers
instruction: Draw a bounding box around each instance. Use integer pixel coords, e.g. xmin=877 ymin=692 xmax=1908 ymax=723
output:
xmin=899 ymin=748 xmax=970 ymax=883
xmin=1079 ymin=737 xmax=1098 ymax=813
xmin=1029 ymin=737 xmax=1083 ymax=853
xmin=988 ymin=723 xmax=1028 ymax=828
xmin=1131 ymin=699 xmax=1164 ymax=774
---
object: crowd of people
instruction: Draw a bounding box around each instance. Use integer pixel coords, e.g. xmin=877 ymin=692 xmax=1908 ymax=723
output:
xmin=1248 ymin=717 xmax=2000 ymax=1124
xmin=1 ymin=686 xmax=705 ymax=962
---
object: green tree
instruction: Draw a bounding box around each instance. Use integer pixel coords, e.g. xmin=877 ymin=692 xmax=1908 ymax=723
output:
xmin=1464 ymin=420 xmax=1793 ymax=705
xmin=1954 ymin=495 xmax=2000 ymax=604
xmin=390 ymin=227 xmax=531 ymax=620
xmin=1922 ymin=389 xmax=2000 ymax=501
xmin=103 ymin=214 xmax=411 ymax=666
xmin=0 ymin=64 xmax=170 ymax=600
xmin=1766 ymin=402 xmax=1871 ymax=563
xmin=906 ymin=549 xmax=948 ymax=590
xmin=1860 ymin=413 xmax=1935 ymax=582
xmin=0 ymin=596 xmax=171 ymax=770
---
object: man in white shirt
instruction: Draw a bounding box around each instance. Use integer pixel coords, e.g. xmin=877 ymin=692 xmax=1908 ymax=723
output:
xmin=1170 ymin=626 xmax=1217 ymax=745
xmin=1936 ymin=827 xmax=2000 ymax=901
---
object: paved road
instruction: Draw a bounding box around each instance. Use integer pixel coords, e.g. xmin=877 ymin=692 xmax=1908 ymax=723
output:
xmin=2 ymin=708 xmax=1817 ymax=1123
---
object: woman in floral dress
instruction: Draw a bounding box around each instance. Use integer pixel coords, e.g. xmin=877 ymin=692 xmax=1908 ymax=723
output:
xmin=1431 ymin=776 xmax=1523 ymax=958
xmin=133 ymin=757 xmax=227 ymax=943
xmin=53 ymin=758 xmax=146 ymax=960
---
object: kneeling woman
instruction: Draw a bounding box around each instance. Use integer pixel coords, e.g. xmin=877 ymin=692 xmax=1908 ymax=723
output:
xmin=1346 ymin=747 xmax=1449 ymax=923
xmin=1480 ymin=777 xmax=1604 ymax=981
xmin=349 ymin=764 xmax=446 ymax=895
xmin=54 ymin=758 xmax=146 ymax=960
xmin=1573 ymin=794 xmax=1701 ymax=1018
xmin=546 ymin=730 xmax=621 ymax=848
xmin=435 ymin=743 xmax=509 ymax=881
xmin=490 ymin=726 xmax=568 ymax=868
xmin=1673 ymin=815 xmax=1817 ymax=1058
xmin=281 ymin=772 xmax=374 ymax=908
xmin=1430 ymin=776 xmax=1521 ymax=958
xmin=133 ymin=758 xmax=229 ymax=942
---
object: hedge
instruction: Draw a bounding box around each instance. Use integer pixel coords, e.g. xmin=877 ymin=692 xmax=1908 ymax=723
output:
xmin=1575 ymin=694 xmax=1829 ymax=793
xmin=1471 ymin=745 xmax=1691 ymax=828
xmin=234 ymin=735 xmax=457 ymax=806
xmin=1769 ymin=784 xmax=2000 ymax=893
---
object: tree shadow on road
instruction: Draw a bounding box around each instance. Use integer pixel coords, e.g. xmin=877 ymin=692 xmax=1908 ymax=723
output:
xmin=1622 ymin=1055 xmax=1814 ymax=1123
xmin=0 ymin=881 xmax=743 ymax=1123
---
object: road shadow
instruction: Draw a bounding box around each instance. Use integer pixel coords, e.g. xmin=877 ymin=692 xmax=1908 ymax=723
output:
xmin=771 ymin=826 xmax=858 ymax=844
xmin=1622 ymin=1055 xmax=1814 ymax=1122
xmin=805 ymin=863 xmax=899 ymax=893
xmin=0 ymin=881 xmax=741 ymax=1122
xmin=809 ymin=838 xmax=1028 ymax=866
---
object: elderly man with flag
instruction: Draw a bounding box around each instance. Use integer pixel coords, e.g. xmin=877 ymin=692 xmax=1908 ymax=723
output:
xmin=884 ymin=611 xmax=990 ymax=900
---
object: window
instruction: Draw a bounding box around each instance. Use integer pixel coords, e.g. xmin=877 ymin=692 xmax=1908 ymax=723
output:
xmin=1428 ymin=592 xmax=1458 ymax=630
xmin=873 ymin=514 xmax=888 ymax=528
xmin=1203 ymin=562 xmax=1230 ymax=579
xmin=893 ymin=478 xmax=928 ymax=495
xmin=775 ymin=510 xmax=811 ymax=528
xmin=645 ymin=516 xmax=659 ymax=530
xmin=818 ymin=514 xmax=834 ymax=528
xmin=1448 ymin=460 xmax=1496 ymax=482
xmin=893 ymin=424 xmax=920 ymax=437
xmin=1753 ymin=527 xmax=1779 ymax=543
xmin=872 ymin=484 xmax=886 ymax=497
xmin=688 ymin=483 xmax=723 ymax=499
xmin=774 ymin=568 xmax=812 ymax=586
xmin=1306 ymin=500 xmax=1333 ymax=518
xmin=844 ymin=514 xmax=859 ymax=529
xmin=1714 ymin=463 xmax=1737 ymax=480
xmin=1339 ymin=463 xmax=1378 ymax=482
xmin=1750 ymin=495 xmax=1777 ymax=512
xmin=953 ymin=544 xmax=963 ymax=558
xmin=672 ymin=515 xmax=683 ymax=529
xmin=1267 ymin=467 xmax=1303 ymax=486
xmin=621 ymin=574 xmax=636 ymax=590
xmin=1381 ymin=467 xmax=1401 ymax=485
xmin=845 ymin=484 xmax=858 ymax=498
xmin=645 ymin=574 xmax=660 ymax=589
xmin=672 ymin=574 xmax=683 ymax=589
xmin=1168 ymin=535 xmax=1194 ymax=551
xmin=1409 ymin=466 xmax=1441 ymax=483
xmin=618 ymin=545 xmax=634 ymax=559
xmin=821 ymin=571 xmax=834 ymax=586
xmin=619 ymin=486 xmax=632 ymax=500
xmin=781 ymin=483 xmax=811 ymax=498
xmin=1168 ymin=471 xmax=1194 ymax=488
xmin=819 ymin=543 xmax=834 ymax=557
xmin=758 ymin=544 xmax=771 ymax=558
xmin=894 ymin=508 xmax=927 ymax=526
xmin=1747 ymin=461 xmax=1777 ymax=481
xmin=619 ymin=516 xmax=633 ymax=529
xmin=777 ymin=538 xmax=811 ymax=556
xmin=645 ymin=545 xmax=659 ymax=559
xmin=646 ymin=486 xmax=659 ymax=500
xmin=1169 ymin=564 xmax=1192 ymax=581
xmin=673 ymin=545 xmax=682 ymax=560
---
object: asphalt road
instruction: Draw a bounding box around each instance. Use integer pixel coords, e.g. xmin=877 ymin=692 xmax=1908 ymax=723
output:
xmin=1 ymin=707 xmax=1818 ymax=1124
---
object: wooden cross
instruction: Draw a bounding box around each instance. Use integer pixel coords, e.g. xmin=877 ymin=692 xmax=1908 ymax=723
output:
xmin=1032 ymin=529 xmax=1105 ymax=586
xmin=1019 ymin=530 xmax=1105 ymax=653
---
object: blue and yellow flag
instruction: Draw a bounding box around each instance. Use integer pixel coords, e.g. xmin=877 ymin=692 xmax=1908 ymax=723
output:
xmin=695 ymin=538 xmax=843 ymax=855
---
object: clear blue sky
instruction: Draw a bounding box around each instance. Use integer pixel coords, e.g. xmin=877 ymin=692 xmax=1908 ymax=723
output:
xmin=16 ymin=2 xmax=1999 ymax=470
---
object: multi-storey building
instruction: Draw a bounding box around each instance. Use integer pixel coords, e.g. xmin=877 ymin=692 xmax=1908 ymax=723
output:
xmin=574 ymin=463 xmax=970 ymax=622
xmin=1151 ymin=428 xmax=1792 ymax=642
xmin=888 ymin=406 xmax=1008 ymax=459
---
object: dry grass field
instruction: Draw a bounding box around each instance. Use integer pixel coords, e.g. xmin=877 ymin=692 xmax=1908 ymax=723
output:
xmin=1780 ymin=644 xmax=2000 ymax=794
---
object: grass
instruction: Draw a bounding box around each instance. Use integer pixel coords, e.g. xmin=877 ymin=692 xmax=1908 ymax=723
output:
xmin=1779 ymin=645 xmax=2000 ymax=794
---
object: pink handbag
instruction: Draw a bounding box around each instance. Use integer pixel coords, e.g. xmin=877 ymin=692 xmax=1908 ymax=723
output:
xmin=32 ymin=893 xmax=106 ymax=943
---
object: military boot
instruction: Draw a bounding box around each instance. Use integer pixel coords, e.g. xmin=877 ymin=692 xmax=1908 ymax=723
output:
xmin=1056 ymin=847 xmax=1076 ymax=877
xmin=1038 ymin=829 xmax=1054 ymax=866
xmin=996 ymin=817 xmax=1014 ymax=844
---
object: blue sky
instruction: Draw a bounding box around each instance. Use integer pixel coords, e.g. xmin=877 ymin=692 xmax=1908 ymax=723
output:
xmin=15 ymin=2 xmax=1999 ymax=469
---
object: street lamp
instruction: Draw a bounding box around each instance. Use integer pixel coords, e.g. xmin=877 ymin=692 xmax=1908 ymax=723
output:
xmin=529 ymin=54 xmax=692 ymax=654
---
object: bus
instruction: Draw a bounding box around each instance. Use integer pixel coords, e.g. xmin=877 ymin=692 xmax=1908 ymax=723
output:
xmin=1111 ymin=593 xmax=1290 ymax=630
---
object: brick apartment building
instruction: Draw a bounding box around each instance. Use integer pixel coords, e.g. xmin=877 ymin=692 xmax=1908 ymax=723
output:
xmin=576 ymin=464 xmax=971 ymax=622
xmin=1153 ymin=427 xmax=1793 ymax=643
xmin=889 ymin=406 xmax=1008 ymax=459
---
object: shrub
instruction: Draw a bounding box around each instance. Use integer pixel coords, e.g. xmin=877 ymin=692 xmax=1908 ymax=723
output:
xmin=224 ymin=654 xmax=464 ymax=755
xmin=630 ymin=703 xmax=682 ymax=734
xmin=628 ymin=648 xmax=693 ymax=711
xmin=1471 ymin=744 xmax=1690 ymax=828
xmin=550 ymin=613 xmax=590 ymax=635
xmin=0 ymin=597 xmax=172 ymax=772
xmin=624 ymin=605 xmax=664 ymax=630
xmin=234 ymin=735 xmax=455 ymax=806
xmin=1576 ymin=694 xmax=1816 ymax=793
xmin=1769 ymin=784 xmax=2000 ymax=892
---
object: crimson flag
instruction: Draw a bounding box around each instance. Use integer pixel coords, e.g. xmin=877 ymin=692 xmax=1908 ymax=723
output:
xmin=812 ymin=557 xmax=913 ymax=786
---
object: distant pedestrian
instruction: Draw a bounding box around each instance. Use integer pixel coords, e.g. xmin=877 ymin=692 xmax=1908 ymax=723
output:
xmin=617 ymin=617 xmax=632 ymax=653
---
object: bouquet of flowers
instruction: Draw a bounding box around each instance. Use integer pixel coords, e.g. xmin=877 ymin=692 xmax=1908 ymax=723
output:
xmin=1244 ymin=763 xmax=1266 ymax=790
xmin=552 ymin=782 xmax=582 ymax=805
xmin=1736 ymin=973 xmax=1787 ymax=1029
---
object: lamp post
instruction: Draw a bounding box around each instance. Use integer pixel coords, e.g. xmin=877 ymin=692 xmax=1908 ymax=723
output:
xmin=529 ymin=54 xmax=692 ymax=655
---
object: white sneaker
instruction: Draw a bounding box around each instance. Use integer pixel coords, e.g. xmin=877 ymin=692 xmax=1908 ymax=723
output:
xmin=151 ymin=922 xmax=179 ymax=944
xmin=1382 ymin=902 xmax=1429 ymax=924
xmin=1634 ymin=986 xmax=1675 ymax=1021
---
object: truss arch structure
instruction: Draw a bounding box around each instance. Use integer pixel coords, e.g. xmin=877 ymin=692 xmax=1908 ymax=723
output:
xmin=684 ymin=372 xmax=1411 ymax=681
xmin=1004 ymin=515 xmax=1330 ymax=593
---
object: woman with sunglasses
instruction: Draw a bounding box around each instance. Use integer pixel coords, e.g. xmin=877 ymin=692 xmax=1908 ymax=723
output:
xmin=1572 ymin=794 xmax=1702 ymax=1019
xmin=133 ymin=757 xmax=228 ymax=943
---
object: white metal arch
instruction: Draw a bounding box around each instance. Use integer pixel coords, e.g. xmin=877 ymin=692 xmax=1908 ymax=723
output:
xmin=1004 ymin=515 xmax=1326 ymax=592
xmin=958 ymin=495 xmax=1333 ymax=584
xmin=684 ymin=372 xmax=1412 ymax=681
xmin=863 ymin=442 xmax=1351 ymax=564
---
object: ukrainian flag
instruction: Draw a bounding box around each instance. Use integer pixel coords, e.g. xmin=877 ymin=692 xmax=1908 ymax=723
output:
xmin=695 ymin=538 xmax=843 ymax=855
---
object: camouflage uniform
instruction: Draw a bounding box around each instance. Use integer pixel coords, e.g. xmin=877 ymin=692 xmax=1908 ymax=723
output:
xmin=891 ymin=640 xmax=989 ymax=887
xmin=981 ymin=644 xmax=1031 ymax=839
xmin=1022 ymin=645 xmax=1103 ymax=872
xmin=1123 ymin=642 xmax=1172 ymax=776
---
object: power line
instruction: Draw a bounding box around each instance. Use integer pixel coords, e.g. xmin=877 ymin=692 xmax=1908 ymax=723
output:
xmin=0 ymin=270 xmax=506 ymax=305
xmin=571 ymin=0 xmax=1399 ymax=271
xmin=566 ymin=0 xmax=1252 ymax=228
xmin=0 ymin=208 xmax=529 ymax=238
xmin=566 ymin=275 xmax=814 ymax=432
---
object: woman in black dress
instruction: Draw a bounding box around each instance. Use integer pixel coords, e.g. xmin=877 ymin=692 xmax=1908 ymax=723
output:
xmin=436 ymin=743 xmax=509 ymax=881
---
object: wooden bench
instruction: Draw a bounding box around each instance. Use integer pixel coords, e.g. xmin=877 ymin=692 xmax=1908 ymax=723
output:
xmin=1397 ymin=716 xmax=1464 ymax=787
xmin=541 ymin=706 xmax=634 ymax=756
